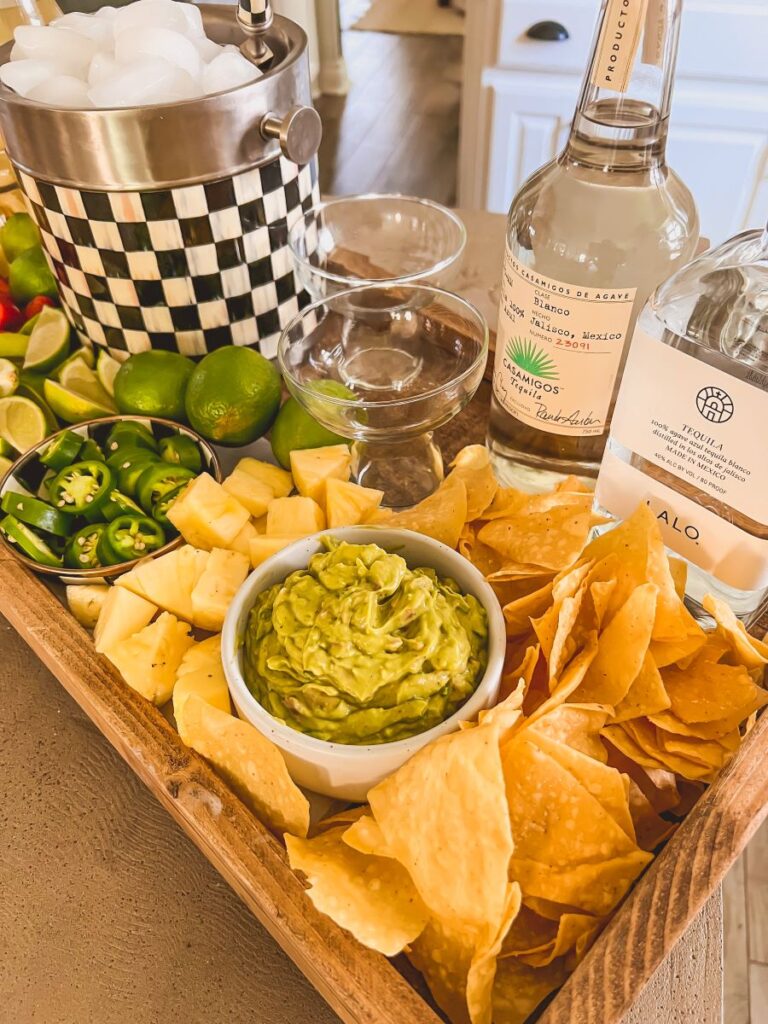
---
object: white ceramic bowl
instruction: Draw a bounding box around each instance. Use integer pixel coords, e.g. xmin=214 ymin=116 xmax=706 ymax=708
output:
xmin=222 ymin=527 xmax=505 ymax=801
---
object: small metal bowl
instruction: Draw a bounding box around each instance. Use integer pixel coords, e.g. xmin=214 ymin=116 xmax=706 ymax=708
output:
xmin=0 ymin=416 xmax=221 ymax=583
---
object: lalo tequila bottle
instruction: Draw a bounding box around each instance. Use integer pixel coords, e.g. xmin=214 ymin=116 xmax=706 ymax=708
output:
xmin=596 ymin=223 xmax=768 ymax=624
xmin=488 ymin=0 xmax=699 ymax=491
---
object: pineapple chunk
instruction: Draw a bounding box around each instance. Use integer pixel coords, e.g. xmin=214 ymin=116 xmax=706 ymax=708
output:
xmin=235 ymin=458 xmax=293 ymax=498
xmin=222 ymin=468 xmax=274 ymax=517
xmin=253 ymin=514 xmax=267 ymax=534
xmin=176 ymin=693 xmax=309 ymax=836
xmin=228 ymin=519 xmax=258 ymax=556
xmin=266 ymin=495 xmax=325 ymax=536
xmin=66 ymin=584 xmax=109 ymax=630
xmin=167 ymin=472 xmax=249 ymax=550
xmin=173 ymin=635 xmax=230 ymax=716
xmin=104 ymin=612 xmax=194 ymax=705
xmin=325 ymin=478 xmax=384 ymax=528
xmin=190 ymin=547 xmax=250 ymax=631
xmin=249 ymin=535 xmax=303 ymax=567
xmin=94 ymin=586 xmax=157 ymax=654
xmin=290 ymin=444 xmax=351 ymax=502
xmin=117 ymin=544 xmax=209 ymax=622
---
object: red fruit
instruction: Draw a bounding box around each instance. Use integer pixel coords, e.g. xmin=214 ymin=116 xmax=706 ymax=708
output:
xmin=0 ymin=279 xmax=10 ymax=297
xmin=0 ymin=296 xmax=23 ymax=331
xmin=23 ymin=294 xmax=55 ymax=320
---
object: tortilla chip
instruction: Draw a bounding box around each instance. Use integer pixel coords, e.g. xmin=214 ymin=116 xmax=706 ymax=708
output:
xmin=368 ymin=720 xmax=513 ymax=931
xmin=528 ymin=703 xmax=609 ymax=763
xmin=627 ymin=780 xmax=677 ymax=851
xmin=312 ymin=805 xmax=367 ymax=835
xmin=519 ymin=913 xmax=602 ymax=969
xmin=662 ymin=659 xmax=768 ymax=726
xmin=478 ymin=503 xmax=593 ymax=572
xmin=492 ymin=955 xmax=568 ymax=1024
xmin=650 ymin=633 xmax=707 ymax=668
xmin=499 ymin=643 xmax=541 ymax=703
xmin=611 ymin=719 xmax=719 ymax=783
xmin=450 ymin=445 xmax=499 ymax=520
xmin=388 ymin=473 xmax=468 ymax=548
xmin=575 ymin=583 xmax=657 ymax=706
xmin=176 ymin=694 xmax=309 ymax=837
xmin=342 ymin=814 xmax=392 ymax=858
xmin=545 ymin=632 xmax=600 ymax=706
xmin=466 ymin=884 xmax=523 ymax=1024
xmin=668 ymin=557 xmax=687 ymax=598
xmin=503 ymin=581 xmax=554 ymax=636
xmin=458 ymin=524 xmax=505 ymax=576
xmin=285 ymin=826 xmax=429 ymax=956
xmin=703 ymin=594 xmax=768 ymax=670
xmin=612 ymin=652 xmax=671 ymax=723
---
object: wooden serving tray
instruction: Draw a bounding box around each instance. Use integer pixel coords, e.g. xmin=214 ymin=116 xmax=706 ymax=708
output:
xmin=2 ymin=383 xmax=766 ymax=1024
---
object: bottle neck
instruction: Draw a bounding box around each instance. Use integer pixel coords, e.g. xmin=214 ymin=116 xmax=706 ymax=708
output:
xmin=564 ymin=0 xmax=683 ymax=171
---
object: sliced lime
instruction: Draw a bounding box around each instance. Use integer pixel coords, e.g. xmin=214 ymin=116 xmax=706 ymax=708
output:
xmin=0 ymin=332 xmax=29 ymax=357
xmin=54 ymin=347 xmax=95 ymax=382
xmin=0 ymin=395 xmax=48 ymax=453
xmin=0 ymin=358 xmax=18 ymax=398
xmin=15 ymin=381 xmax=58 ymax=433
xmin=58 ymin=358 xmax=116 ymax=411
xmin=96 ymin=349 xmax=121 ymax=397
xmin=22 ymin=306 xmax=71 ymax=373
xmin=43 ymin=377 xmax=116 ymax=424
xmin=20 ymin=314 xmax=38 ymax=336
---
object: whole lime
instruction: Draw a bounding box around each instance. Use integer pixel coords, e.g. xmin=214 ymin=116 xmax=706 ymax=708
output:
xmin=9 ymin=248 xmax=57 ymax=305
xmin=0 ymin=213 xmax=40 ymax=263
xmin=270 ymin=392 xmax=350 ymax=470
xmin=114 ymin=350 xmax=194 ymax=421
xmin=185 ymin=346 xmax=281 ymax=445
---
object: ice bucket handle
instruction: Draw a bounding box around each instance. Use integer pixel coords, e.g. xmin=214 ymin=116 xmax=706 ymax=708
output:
xmin=237 ymin=0 xmax=273 ymax=63
xmin=260 ymin=105 xmax=322 ymax=165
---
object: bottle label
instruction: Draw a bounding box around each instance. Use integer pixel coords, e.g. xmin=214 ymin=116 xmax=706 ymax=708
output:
xmin=596 ymin=328 xmax=768 ymax=590
xmin=591 ymin=0 xmax=647 ymax=93
xmin=492 ymin=247 xmax=636 ymax=437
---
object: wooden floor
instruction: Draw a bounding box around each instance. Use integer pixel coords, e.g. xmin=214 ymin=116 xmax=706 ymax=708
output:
xmin=314 ymin=25 xmax=462 ymax=204
xmin=725 ymin=820 xmax=768 ymax=1023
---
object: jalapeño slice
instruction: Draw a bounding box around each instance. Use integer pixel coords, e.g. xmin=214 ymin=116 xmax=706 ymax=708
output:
xmin=0 ymin=491 xmax=73 ymax=536
xmin=84 ymin=488 xmax=144 ymax=524
xmin=39 ymin=429 xmax=84 ymax=471
xmin=49 ymin=460 xmax=113 ymax=514
xmin=64 ymin=523 xmax=107 ymax=570
xmin=105 ymin=421 xmax=158 ymax=454
xmin=1 ymin=513 xmax=63 ymax=567
xmin=158 ymin=434 xmax=202 ymax=473
xmin=135 ymin=462 xmax=195 ymax=514
xmin=97 ymin=514 xmax=166 ymax=565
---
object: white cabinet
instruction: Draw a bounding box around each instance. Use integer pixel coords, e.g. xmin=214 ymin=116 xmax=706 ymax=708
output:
xmin=460 ymin=0 xmax=768 ymax=244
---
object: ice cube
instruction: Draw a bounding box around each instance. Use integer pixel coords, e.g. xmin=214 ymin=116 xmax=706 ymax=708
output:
xmin=12 ymin=25 xmax=97 ymax=76
xmin=193 ymin=35 xmax=224 ymax=63
xmin=88 ymin=57 xmax=202 ymax=108
xmin=0 ymin=58 xmax=63 ymax=96
xmin=115 ymin=26 xmax=203 ymax=80
xmin=52 ymin=11 xmax=113 ymax=49
xmin=202 ymin=51 xmax=261 ymax=95
xmin=96 ymin=5 xmax=118 ymax=17
xmin=88 ymin=52 xmax=120 ymax=88
xmin=178 ymin=2 xmax=205 ymax=38
xmin=27 ymin=74 xmax=91 ymax=108
xmin=113 ymin=0 xmax=191 ymax=38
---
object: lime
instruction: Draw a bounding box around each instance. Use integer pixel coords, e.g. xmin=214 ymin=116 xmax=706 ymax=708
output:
xmin=44 ymin=378 xmax=115 ymax=423
xmin=20 ymin=314 xmax=38 ymax=336
xmin=0 ymin=213 xmax=40 ymax=263
xmin=0 ymin=437 xmax=13 ymax=457
xmin=0 ymin=455 xmax=12 ymax=478
xmin=270 ymin=395 xmax=349 ymax=470
xmin=0 ymin=332 xmax=29 ymax=357
xmin=9 ymin=248 xmax=57 ymax=305
xmin=0 ymin=357 xmax=18 ymax=397
xmin=0 ymin=395 xmax=47 ymax=453
xmin=54 ymin=349 xmax=96 ymax=382
xmin=96 ymin=349 xmax=122 ymax=397
xmin=15 ymin=378 xmax=58 ymax=433
xmin=22 ymin=306 xmax=70 ymax=373
xmin=114 ymin=350 xmax=194 ymax=421
xmin=185 ymin=346 xmax=281 ymax=446
xmin=58 ymin=358 xmax=116 ymax=411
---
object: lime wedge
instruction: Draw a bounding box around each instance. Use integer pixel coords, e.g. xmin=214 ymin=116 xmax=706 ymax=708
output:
xmin=96 ymin=349 xmax=121 ymax=397
xmin=54 ymin=348 xmax=96 ymax=382
xmin=0 ymin=395 xmax=47 ymax=453
xmin=22 ymin=307 xmax=71 ymax=373
xmin=16 ymin=380 xmax=58 ymax=433
xmin=0 ymin=358 xmax=18 ymax=398
xmin=21 ymin=314 xmax=38 ymax=336
xmin=0 ymin=455 xmax=13 ymax=479
xmin=58 ymin=358 xmax=116 ymax=410
xmin=43 ymin=377 xmax=116 ymax=424
xmin=0 ymin=332 xmax=29 ymax=358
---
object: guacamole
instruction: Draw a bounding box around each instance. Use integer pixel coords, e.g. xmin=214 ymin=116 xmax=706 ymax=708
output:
xmin=243 ymin=539 xmax=489 ymax=744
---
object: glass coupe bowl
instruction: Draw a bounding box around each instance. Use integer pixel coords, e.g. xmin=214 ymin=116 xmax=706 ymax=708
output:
xmin=288 ymin=194 xmax=467 ymax=300
xmin=278 ymin=283 xmax=488 ymax=508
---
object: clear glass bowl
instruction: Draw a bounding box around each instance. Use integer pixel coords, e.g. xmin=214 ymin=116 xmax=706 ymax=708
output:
xmin=288 ymin=194 xmax=467 ymax=300
xmin=278 ymin=284 xmax=488 ymax=508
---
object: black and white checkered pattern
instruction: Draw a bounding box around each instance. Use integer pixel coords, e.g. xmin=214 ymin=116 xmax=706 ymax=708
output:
xmin=238 ymin=0 xmax=270 ymax=29
xmin=15 ymin=155 xmax=319 ymax=361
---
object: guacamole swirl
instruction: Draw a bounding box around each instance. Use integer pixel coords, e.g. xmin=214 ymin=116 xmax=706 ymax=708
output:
xmin=243 ymin=539 xmax=488 ymax=744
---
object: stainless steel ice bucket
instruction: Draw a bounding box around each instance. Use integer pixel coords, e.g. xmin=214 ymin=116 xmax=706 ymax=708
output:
xmin=0 ymin=5 xmax=322 ymax=360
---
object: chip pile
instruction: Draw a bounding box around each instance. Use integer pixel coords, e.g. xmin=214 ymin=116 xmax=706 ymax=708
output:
xmin=287 ymin=447 xmax=768 ymax=1024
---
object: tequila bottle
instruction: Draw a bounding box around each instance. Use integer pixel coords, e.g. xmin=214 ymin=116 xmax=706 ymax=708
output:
xmin=596 ymin=222 xmax=768 ymax=624
xmin=488 ymin=0 xmax=699 ymax=491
